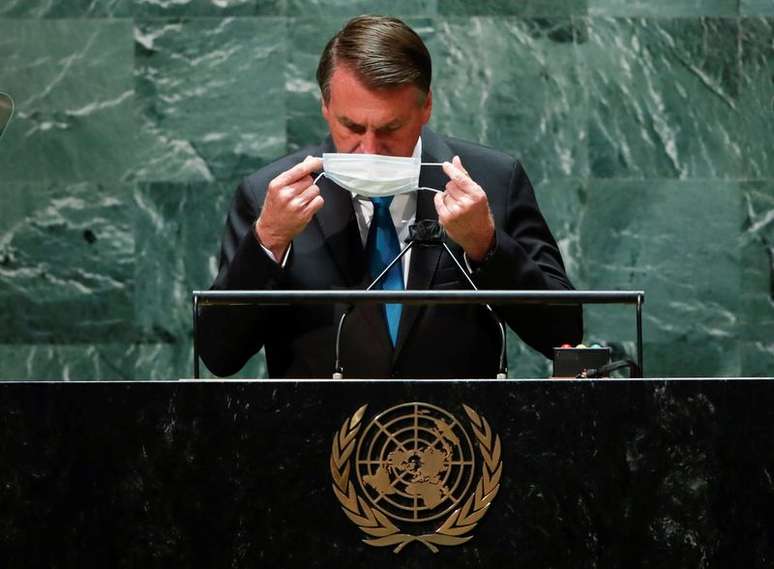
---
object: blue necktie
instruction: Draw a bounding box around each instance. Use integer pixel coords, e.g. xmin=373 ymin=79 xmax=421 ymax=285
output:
xmin=366 ymin=197 xmax=404 ymax=345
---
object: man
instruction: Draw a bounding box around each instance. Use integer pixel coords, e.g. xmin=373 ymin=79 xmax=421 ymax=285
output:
xmin=199 ymin=16 xmax=582 ymax=378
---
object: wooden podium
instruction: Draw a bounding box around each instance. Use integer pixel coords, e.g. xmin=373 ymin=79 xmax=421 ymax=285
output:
xmin=1 ymin=378 xmax=772 ymax=567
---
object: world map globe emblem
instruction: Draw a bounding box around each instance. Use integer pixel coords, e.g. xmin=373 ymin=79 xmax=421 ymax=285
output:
xmin=355 ymin=402 xmax=476 ymax=523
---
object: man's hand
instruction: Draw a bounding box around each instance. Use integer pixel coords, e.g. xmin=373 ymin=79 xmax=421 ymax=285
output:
xmin=434 ymin=155 xmax=495 ymax=263
xmin=255 ymin=156 xmax=324 ymax=261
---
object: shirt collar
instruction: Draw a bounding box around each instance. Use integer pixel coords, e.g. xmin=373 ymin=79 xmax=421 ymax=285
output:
xmin=412 ymin=136 xmax=422 ymax=160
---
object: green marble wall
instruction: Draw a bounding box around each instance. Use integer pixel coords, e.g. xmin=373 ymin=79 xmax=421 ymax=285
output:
xmin=0 ymin=1 xmax=772 ymax=379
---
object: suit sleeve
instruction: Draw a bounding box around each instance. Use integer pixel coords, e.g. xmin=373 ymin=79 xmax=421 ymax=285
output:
xmin=472 ymin=160 xmax=583 ymax=358
xmin=198 ymin=179 xmax=284 ymax=377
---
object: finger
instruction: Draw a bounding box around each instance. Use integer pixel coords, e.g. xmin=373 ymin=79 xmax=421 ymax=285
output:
xmin=444 ymin=193 xmax=464 ymax=215
xmin=444 ymin=180 xmax=478 ymax=209
xmin=444 ymin=179 xmax=470 ymax=202
xmin=289 ymin=175 xmax=314 ymax=193
xmin=291 ymin=184 xmax=320 ymax=209
xmin=297 ymin=182 xmax=320 ymax=203
xmin=441 ymin=160 xmax=478 ymax=195
xmin=301 ymin=194 xmax=325 ymax=219
xmin=452 ymin=155 xmax=469 ymax=176
xmin=442 ymin=159 xmax=467 ymax=182
xmin=275 ymin=175 xmax=314 ymax=200
xmin=434 ymin=191 xmax=452 ymax=222
xmin=272 ymin=156 xmax=323 ymax=188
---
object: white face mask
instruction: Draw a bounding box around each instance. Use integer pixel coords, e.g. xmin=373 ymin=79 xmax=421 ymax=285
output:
xmin=319 ymin=152 xmax=441 ymax=198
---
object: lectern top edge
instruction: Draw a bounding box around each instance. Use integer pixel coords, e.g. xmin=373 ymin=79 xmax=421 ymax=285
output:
xmin=0 ymin=377 xmax=769 ymax=385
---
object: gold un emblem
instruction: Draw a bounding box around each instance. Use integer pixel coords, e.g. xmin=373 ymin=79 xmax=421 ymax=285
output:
xmin=330 ymin=402 xmax=502 ymax=553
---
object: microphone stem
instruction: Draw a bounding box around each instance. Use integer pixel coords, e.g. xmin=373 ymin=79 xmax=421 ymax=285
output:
xmin=441 ymin=243 xmax=508 ymax=378
xmin=333 ymin=227 xmax=508 ymax=379
xmin=366 ymin=241 xmax=413 ymax=291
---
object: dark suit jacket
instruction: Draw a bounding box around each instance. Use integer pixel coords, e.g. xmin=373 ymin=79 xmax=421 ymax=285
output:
xmin=199 ymin=127 xmax=583 ymax=378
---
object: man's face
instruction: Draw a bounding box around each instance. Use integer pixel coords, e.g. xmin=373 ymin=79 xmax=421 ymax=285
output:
xmin=321 ymin=66 xmax=432 ymax=157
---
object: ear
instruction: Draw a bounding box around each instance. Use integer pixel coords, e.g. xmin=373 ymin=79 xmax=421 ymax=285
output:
xmin=321 ymin=98 xmax=330 ymax=121
xmin=421 ymin=89 xmax=433 ymax=124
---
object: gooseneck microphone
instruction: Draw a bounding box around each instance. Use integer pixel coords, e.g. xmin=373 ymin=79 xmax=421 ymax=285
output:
xmin=333 ymin=220 xmax=508 ymax=379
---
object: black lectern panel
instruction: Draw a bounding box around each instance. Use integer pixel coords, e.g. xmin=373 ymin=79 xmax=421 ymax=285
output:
xmin=0 ymin=380 xmax=772 ymax=568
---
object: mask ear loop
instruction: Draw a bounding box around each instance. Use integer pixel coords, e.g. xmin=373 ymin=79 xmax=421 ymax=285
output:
xmin=313 ymin=171 xmax=326 ymax=185
xmin=417 ymin=162 xmax=447 ymax=193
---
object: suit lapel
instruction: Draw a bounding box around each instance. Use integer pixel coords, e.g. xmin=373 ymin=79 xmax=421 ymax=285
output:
xmin=312 ymin=137 xmax=392 ymax=350
xmin=313 ymin=138 xmax=366 ymax=287
xmin=394 ymin=128 xmax=455 ymax=358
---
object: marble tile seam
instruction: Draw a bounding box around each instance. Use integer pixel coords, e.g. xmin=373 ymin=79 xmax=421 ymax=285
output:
xmin=130 ymin=16 xmax=287 ymax=21
xmin=0 ymin=16 xmax=288 ymax=24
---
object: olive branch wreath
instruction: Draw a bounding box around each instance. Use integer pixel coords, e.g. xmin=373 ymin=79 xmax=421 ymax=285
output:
xmin=330 ymin=404 xmax=502 ymax=553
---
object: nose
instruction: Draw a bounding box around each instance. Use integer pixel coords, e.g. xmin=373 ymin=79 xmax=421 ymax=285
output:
xmin=358 ymin=130 xmax=379 ymax=154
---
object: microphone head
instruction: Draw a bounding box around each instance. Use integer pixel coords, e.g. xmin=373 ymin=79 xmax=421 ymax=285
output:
xmin=406 ymin=219 xmax=444 ymax=245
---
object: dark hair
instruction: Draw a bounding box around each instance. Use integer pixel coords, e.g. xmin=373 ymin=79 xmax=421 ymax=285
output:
xmin=316 ymin=16 xmax=432 ymax=103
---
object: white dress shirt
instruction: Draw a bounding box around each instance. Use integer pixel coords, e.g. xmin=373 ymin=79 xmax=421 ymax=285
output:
xmin=349 ymin=137 xmax=421 ymax=286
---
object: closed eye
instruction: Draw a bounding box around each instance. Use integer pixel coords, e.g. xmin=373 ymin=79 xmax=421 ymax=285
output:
xmin=337 ymin=116 xmax=403 ymax=136
xmin=338 ymin=116 xmax=365 ymax=134
xmin=375 ymin=123 xmax=402 ymax=136
xmin=345 ymin=122 xmax=366 ymax=135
